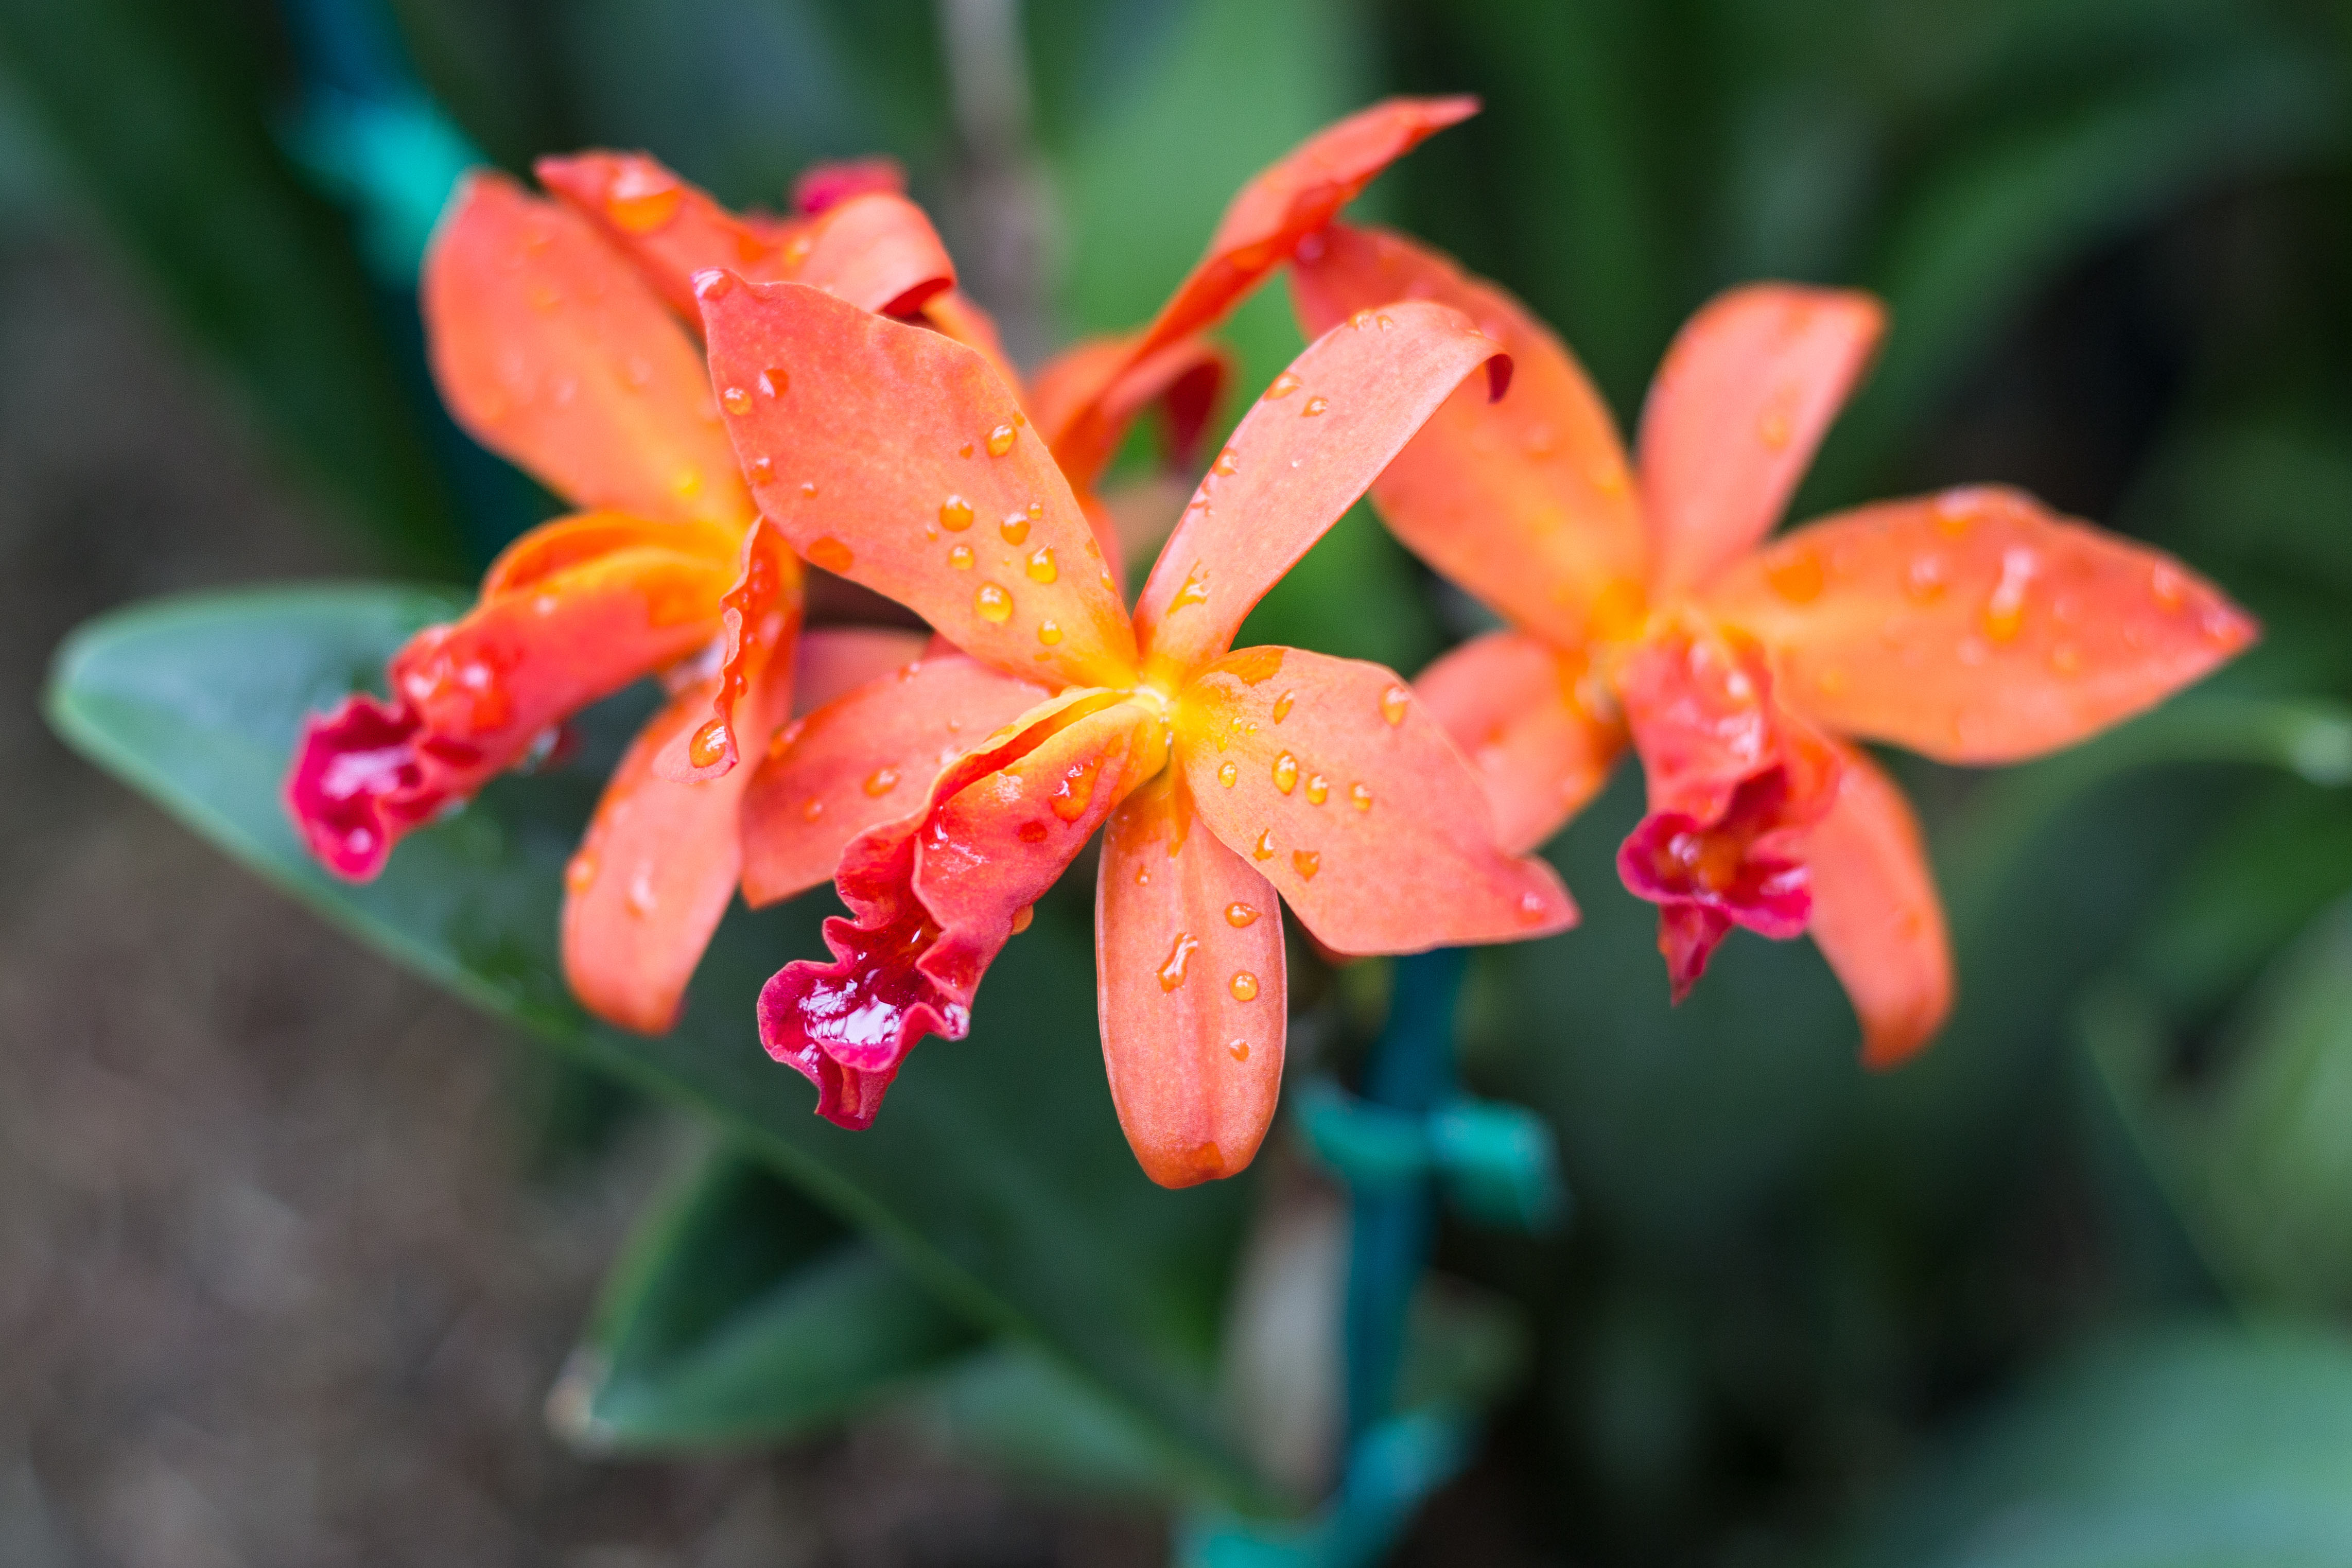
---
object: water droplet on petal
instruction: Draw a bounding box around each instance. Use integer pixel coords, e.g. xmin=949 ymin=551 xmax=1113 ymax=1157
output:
xmin=999 ymin=513 xmax=1030 ymax=545
xmin=688 ymin=719 xmax=730 ymax=768
xmin=1228 ymin=1039 xmax=1250 ymax=1061
xmin=1271 ymin=753 xmax=1299 ymax=794
xmin=808 ymin=536 xmax=853 ymax=572
xmin=1301 ymin=395 xmax=1329 ymax=417
xmin=2150 ymin=563 xmax=2187 ymax=612
xmin=1018 ymin=820 xmax=1048 ymax=843
xmin=974 ymin=582 xmax=1014 ymax=622
xmin=1212 ymin=448 xmax=1240 ymax=477
xmin=863 ymin=766 xmax=899 ymax=797
xmin=565 ymin=851 xmax=598 ymax=893
xmin=1981 ymin=545 xmax=2036 ymax=643
xmin=626 ymin=867 xmax=658 ymax=916
xmin=1026 ymin=546 xmax=1056 ymax=583
xmin=801 ymin=797 xmax=825 ymax=821
xmin=1158 ymin=932 xmax=1199 ymax=991
xmin=1381 ymin=685 xmax=1409 ymax=726
xmin=1291 ymin=849 xmax=1320 ymax=880
xmin=1271 ymin=690 xmax=1294 ymax=722
xmin=1266 ymin=371 xmax=1301 ymax=400
xmin=608 ymin=167 xmax=683 ymax=233
xmin=1518 ymin=890 xmax=1549 ymax=922
xmin=1169 ymin=564 xmax=1210 ymax=612
xmin=758 ymin=367 xmax=787 ymax=397
xmin=1305 ymin=774 xmax=1329 ymax=805
xmin=1217 ymin=761 xmax=1239 ymax=788
xmin=938 ymin=497 xmax=975 ymax=535
xmin=948 ymin=544 xmax=974 ymax=569
xmin=1904 ymin=553 xmax=1946 ymax=603
xmin=1225 ymin=903 xmax=1259 ymax=928
xmin=1349 ymin=783 xmax=1372 ymax=811
xmin=1252 ymin=829 xmax=1275 ymax=861
xmin=721 ymin=386 xmax=752 ymax=415
xmin=747 ymin=457 xmax=774 ymax=484
xmin=1011 ymin=905 xmax=1034 ymax=934
xmin=1037 ymin=619 xmax=1062 ymax=646
xmin=986 ymin=423 xmax=1018 ymax=457
xmin=1229 ymin=971 xmax=1260 ymax=1002
xmin=691 ymin=269 xmax=733 ymax=301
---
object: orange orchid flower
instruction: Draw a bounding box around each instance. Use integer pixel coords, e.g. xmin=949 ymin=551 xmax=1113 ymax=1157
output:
xmin=1289 ymin=222 xmax=2258 ymax=1066
xmin=698 ymin=272 xmax=1573 ymax=1187
xmin=722 ymin=100 xmax=1490 ymax=962
xmin=285 ymin=151 xmax=962 ymax=1033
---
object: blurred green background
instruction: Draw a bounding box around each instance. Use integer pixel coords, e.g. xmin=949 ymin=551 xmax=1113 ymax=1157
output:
xmin=5 ymin=0 xmax=2352 ymax=1563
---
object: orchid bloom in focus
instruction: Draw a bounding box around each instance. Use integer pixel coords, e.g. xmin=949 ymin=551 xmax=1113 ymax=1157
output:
xmin=1291 ymin=223 xmax=2258 ymax=1064
xmin=698 ymin=275 xmax=1573 ymax=1188
xmin=285 ymin=152 xmax=961 ymax=1034
xmin=725 ymin=97 xmax=1489 ymax=959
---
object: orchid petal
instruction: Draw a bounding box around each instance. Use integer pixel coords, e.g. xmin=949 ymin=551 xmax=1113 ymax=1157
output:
xmin=1414 ymin=630 xmax=1625 ymax=855
xmin=1031 ymin=332 xmax=1232 ymax=491
xmin=285 ymin=517 xmax=739 ymax=877
xmin=1292 ymin=223 xmax=1646 ymax=648
xmin=759 ymin=692 xmax=1165 ymax=1127
xmin=701 ymin=277 xmax=1140 ymax=688
xmin=561 ymin=644 xmax=790 ymax=1034
xmin=1803 ymin=743 xmax=1954 ymax=1068
xmin=792 ymin=625 xmax=930 ymax=714
xmin=652 ymin=519 xmax=801 ymax=783
xmin=479 ymin=510 xmax=743 ymax=597
xmin=739 ymin=651 xmax=1051 ymax=907
xmin=1134 ymin=301 xmax=1509 ymax=677
xmin=1698 ymin=487 xmax=2260 ymax=763
xmin=536 ymin=152 xmax=955 ymax=321
xmin=1096 ymin=775 xmax=1287 ymax=1189
xmin=1177 ymin=646 xmax=1574 ymax=954
xmin=792 ymin=155 xmax=907 ymax=214
xmin=1636 ymin=284 xmax=1884 ymax=596
xmin=422 ymin=172 xmax=752 ymax=527
xmin=919 ymin=288 xmax=1025 ymax=402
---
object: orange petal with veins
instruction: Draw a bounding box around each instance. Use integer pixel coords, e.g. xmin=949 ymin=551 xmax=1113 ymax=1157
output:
xmin=792 ymin=625 xmax=930 ymax=715
xmin=1414 ymin=630 xmax=1626 ymax=855
xmin=1699 ymin=487 xmax=2259 ymax=763
xmin=1637 ymin=284 xmax=1884 ymax=596
xmin=702 ymin=277 xmax=1139 ymax=689
xmin=1177 ymin=645 xmax=1573 ymax=954
xmin=1096 ymin=774 xmax=1287 ymax=1188
xmin=1802 ymin=743 xmax=1954 ymax=1068
xmin=1134 ymin=300 xmax=1509 ymax=677
xmin=739 ymin=651 xmax=1052 ymax=907
xmin=536 ymin=151 xmax=954 ymax=321
xmin=422 ymin=172 xmax=753 ymax=528
xmin=1292 ymin=222 xmax=1646 ymax=648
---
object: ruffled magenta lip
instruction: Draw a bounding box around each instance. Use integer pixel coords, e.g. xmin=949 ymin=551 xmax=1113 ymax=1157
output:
xmin=284 ymin=693 xmax=448 ymax=881
xmin=1617 ymin=767 xmax=1818 ymax=998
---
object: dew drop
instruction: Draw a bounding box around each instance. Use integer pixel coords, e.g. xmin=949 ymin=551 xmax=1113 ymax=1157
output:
xmin=691 ymin=269 xmax=733 ymax=301
xmin=808 ymin=536 xmax=853 ymax=572
xmin=721 ymin=386 xmax=752 ymax=415
xmin=1169 ymin=564 xmax=1210 ymax=612
xmin=1025 ymin=546 xmax=1057 ymax=583
xmin=1037 ymin=619 xmax=1062 ymax=646
xmin=986 ymin=423 xmax=1018 ymax=457
xmin=1301 ymin=395 xmax=1330 ymax=418
xmin=1980 ymin=546 xmax=2036 ymax=643
xmin=687 ymin=719 xmax=730 ymax=768
xmin=1228 ymin=1040 xmax=1251 ymax=1062
xmin=1904 ymin=553 xmax=1947 ymax=603
xmin=1252 ymin=829 xmax=1275 ymax=861
xmin=781 ymin=234 xmax=813 ymax=269
xmin=2150 ymin=563 xmax=2187 ymax=612
xmin=1349 ymin=782 xmax=1372 ymax=811
xmin=1217 ymin=761 xmax=1239 ymax=788
xmin=626 ymin=867 xmax=658 ymax=917
xmin=1291 ymin=849 xmax=1320 ymax=881
xmin=1225 ymin=902 xmax=1260 ymax=928
xmin=999 ymin=514 xmax=1031 ymax=545
xmin=1266 ymin=371 xmax=1301 ymax=399
xmin=1518 ymin=890 xmax=1549 ymax=922
xmin=974 ymin=582 xmax=1014 ymax=622
xmin=802 ymin=797 xmax=825 ymax=821
xmin=758 ymin=367 xmax=787 ymax=397
xmin=1272 ymin=752 xmax=1299 ymax=794
xmin=1380 ymin=685 xmax=1409 ymax=726
xmin=747 ymin=456 xmax=774 ymax=484
xmin=564 ymin=851 xmax=597 ymax=894
xmin=957 ymin=442 xmax=974 ymax=459
xmin=1018 ymin=820 xmax=1048 ymax=843
xmin=1011 ymin=905 xmax=1034 ymax=934
xmin=863 ymin=766 xmax=899 ymax=797
xmin=1229 ymin=971 xmax=1261 ymax=1002
xmin=799 ymin=481 xmax=819 ymax=499
xmin=1305 ymin=773 xmax=1329 ymax=805
xmin=948 ymin=544 xmax=974 ymax=569
xmin=940 ymin=495 xmax=974 ymax=531
xmin=1271 ymin=690 xmax=1294 ymax=723
xmin=1213 ymin=448 xmax=1240 ymax=477
xmin=1158 ymin=932 xmax=1200 ymax=992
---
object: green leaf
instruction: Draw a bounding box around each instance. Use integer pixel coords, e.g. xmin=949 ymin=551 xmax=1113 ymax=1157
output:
xmin=1838 ymin=1321 xmax=2352 ymax=1568
xmin=0 ymin=0 xmax=466 ymax=571
xmin=552 ymin=1142 xmax=981 ymax=1452
xmin=43 ymin=585 xmax=1272 ymax=1509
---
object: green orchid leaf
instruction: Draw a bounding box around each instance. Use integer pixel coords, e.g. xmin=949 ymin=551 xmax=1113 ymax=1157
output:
xmin=551 ymin=1141 xmax=982 ymax=1453
xmin=1838 ymin=1322 xmax=2352 ymax=1568
xmin=43 ymin=584 xmax=1269 ymax=1510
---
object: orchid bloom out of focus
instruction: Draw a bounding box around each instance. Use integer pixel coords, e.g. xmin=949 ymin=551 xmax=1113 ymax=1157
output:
xmin=285 ymin=151 xmax=963 ymax=1034
xmin=1291 ymin=224 xmax=2258 ymax=1065
xmin=699 ymin=273 xmax=1573 ymax=1188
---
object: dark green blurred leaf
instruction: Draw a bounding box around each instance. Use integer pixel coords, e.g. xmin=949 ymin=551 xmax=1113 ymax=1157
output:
xmin=43 ymin=585 xmax=1271 ymax=1509
xmin=0 ymin=0 xmax=465 ymax=570
xmin=1839 ymin=1321 xmax=2352 ymax=1567
xmin=553 ymin=1141 xmax=980 ymax=1452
